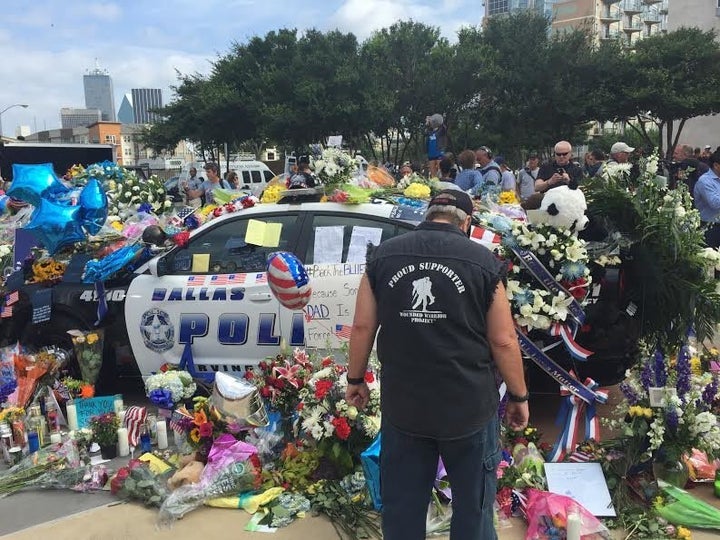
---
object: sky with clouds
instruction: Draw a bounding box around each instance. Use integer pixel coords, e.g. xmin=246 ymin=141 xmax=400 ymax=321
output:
xmin=0 ymin=0 xmax=482 ymax=137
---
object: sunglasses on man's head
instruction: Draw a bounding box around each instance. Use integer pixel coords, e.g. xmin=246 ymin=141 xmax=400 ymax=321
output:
xmin=555 ymin=152 xmax=570 ymax=156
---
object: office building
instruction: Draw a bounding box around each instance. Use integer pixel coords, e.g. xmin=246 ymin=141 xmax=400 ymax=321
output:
xmin=117 ymin=93 xmax=134 ymax=124
xmin=131 ymin=88 xmax=163 ymax=124
xmin=84 ymin=65 xmax=116 ymax=122
xmin=60 ymin=107 xmax=103 ymax=129
xmin=666 ymin=0 xmax=719 ymax=147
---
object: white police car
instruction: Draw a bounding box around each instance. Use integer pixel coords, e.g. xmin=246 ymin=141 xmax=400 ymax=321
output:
xmin=9 ymin=200 xmax=421 ymax=384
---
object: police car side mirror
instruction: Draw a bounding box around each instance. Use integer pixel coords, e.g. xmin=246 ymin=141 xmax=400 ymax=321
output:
xmin=148 ymin=257 xmax=167 ymax=277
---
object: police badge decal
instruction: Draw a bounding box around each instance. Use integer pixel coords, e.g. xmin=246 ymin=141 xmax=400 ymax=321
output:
xmin=140 ymin=308 xmax=175 ymax=352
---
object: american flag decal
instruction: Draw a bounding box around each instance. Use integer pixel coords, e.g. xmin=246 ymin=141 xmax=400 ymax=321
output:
xmin=335 ymin=324 xmax=353 ymax=340
xmin=1 ymin=305 xmax=12 ymax=318
xmin=187 ymin=276 xmax=206 ymax=286
xmin=5 ymin=291 xmax=19 ymax=306
xmin=210 ymin=274 xmax=246 ymax=286
xmin=255 ymin=273 xmax=268 ymax=285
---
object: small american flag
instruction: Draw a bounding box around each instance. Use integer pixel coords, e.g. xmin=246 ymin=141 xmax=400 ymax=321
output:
xmin=211 ymin=274 xmax=246 ymax=286
xmin=5 ymin=291 xmax=19 ymax=306
xmin=567 ymin=450 xmax=593 ymax=463
xmin=176 ymin=207 xmax=196 ymax=221
xmin=187 ymin=276 xmax=206 ymax=286
xmin=1 ymin=305 xmax=12 ymax=318
xmin=255 ymin=273 xmax=268 ymax=285
xmin=335 ymin=324 xmax=353 ymax=340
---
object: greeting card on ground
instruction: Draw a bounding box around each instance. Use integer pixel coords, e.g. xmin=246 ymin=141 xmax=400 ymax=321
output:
xmin=544 ymin=462 xmax=616 ymax=516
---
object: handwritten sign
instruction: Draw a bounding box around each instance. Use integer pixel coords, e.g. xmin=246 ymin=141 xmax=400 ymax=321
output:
xmin=75 ymin=396 xmax=116 ymax=428
xmin=303 ymin=264 xmax=363 ymax=347
xmin=31 ymin=288 xmax=52 ymax=324
xmin=544 ymin=462 xmax=616 ymax=517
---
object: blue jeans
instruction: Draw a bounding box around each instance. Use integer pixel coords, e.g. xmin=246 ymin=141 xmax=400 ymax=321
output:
xmin=380 ymin=416 xmax=500 ymax=540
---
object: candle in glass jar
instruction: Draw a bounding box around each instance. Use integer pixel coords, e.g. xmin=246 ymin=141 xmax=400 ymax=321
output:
xmin=66 ymin=401 xmax=79 ymax=432
xmin=117 ymin=427 xmax=130 ymax=457
xmin=156 ymin=420 xmax=168 ymax=450
xmin=49 ymin=432 xmax=62 ymax=444
xmin=113 ymin=395 xmax=124 ymax=415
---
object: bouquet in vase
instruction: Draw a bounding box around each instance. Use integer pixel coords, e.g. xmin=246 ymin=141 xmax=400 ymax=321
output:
xmin=613 ymin=345 xmax=720 ymax=466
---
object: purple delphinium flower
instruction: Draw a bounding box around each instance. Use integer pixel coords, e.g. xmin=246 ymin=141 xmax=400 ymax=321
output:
xmin=701 ymin=375 xmax=718 ymax=408
xmin=640 ymin=360 xmax=654 ymax=391
xmin=620 ymin=381 xmax=641 ymax=405
xmin=665 ymin=407 xmax=679 ymax=434
xmin=675 ymin=346 xmax=691 ymax=401
xmin=654 ymin=349 xmax=667 ymax=387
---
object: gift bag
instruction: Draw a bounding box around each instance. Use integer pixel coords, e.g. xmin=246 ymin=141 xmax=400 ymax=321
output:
xmin=361 ymin=434 xmax=381 ymax=511
xmin=525 ymin=489 xmax=611 ymax=540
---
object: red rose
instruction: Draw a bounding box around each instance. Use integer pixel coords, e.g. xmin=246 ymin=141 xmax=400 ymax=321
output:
xmin=259 ymin=361 xmax=268 ymax=371
xmin=274 ymin=378 xmax=286 ymax=389
xmin=261 ymin=387 xmax=271 ymax=398
xmin=241 ymin=197 xmax=255 ymax=209
xmin=213 ymin=207 xmax=224 ymax=217
xmin=314 ymin=380 xmax=333 ymax=399
xmin=364 ymin=372 xmax=375 ymax=384
xmin=297 ymin=402 xmax=304 ymax=411
xmin=243 ymin=370 xmax=254 ymax=380
xmin=331 ymin=416 xmax=351 ymax=440
xmin=199 ymin=422 xmax=213 ymax=438
xmin=110 ymin=467 xmax=130 ymax=494
xmin=321 ymin=357 xmax=334 ymax=368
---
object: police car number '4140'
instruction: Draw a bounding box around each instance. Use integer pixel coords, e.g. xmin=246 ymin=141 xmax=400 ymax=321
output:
xmin=79 ymin=289 xmax=127 ymax=302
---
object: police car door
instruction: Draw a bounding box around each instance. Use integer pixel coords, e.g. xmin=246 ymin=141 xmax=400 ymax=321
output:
xmin=125 ymin=211 xmax=305 ymax=377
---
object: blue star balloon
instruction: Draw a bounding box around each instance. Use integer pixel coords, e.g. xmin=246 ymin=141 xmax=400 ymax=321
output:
xmin=8 ymin=163 xmax=69 ymax=206
xmin=79 ymin=176 xmax=108 ymax=235
xmin=25 ymin=199 xmax=85 ymax=255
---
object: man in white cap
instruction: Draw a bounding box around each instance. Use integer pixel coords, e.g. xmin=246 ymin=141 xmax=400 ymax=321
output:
xmin=609 ymin=142 xmax=634 ymax=164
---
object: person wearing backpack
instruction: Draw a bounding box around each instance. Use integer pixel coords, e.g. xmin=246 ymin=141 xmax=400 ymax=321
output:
xmin=475 ymin=146 xmax=502 ymax=188
xmin=185 ymin=162 xmax=231 ymax=205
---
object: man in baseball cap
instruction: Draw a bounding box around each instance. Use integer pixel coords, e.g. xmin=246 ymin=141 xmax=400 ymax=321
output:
xmin=610 ymin=142 xmax=635 ymax=163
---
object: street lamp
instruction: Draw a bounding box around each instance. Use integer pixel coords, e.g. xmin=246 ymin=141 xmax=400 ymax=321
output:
xmin=0 ymin=104 xmax=29 ymax=138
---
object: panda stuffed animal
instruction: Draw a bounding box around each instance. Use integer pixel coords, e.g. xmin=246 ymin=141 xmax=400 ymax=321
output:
xmin=530 ymin=183 xmax=589 ymax=232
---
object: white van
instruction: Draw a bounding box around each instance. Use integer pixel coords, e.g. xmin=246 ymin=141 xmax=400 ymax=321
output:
xmin=178 ymin=161 xmax=276 ymax=196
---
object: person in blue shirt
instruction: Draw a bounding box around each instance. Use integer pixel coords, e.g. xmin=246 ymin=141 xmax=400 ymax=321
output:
xmin=693 ymin=151 xmax=720 ymax=247
xmin=426 ymin=114 xmax=448 ymax=178
xmin=454 ymin=150 xmax=484 ymax=192
xmin=186 ymin=163 xmax=231 ymax=206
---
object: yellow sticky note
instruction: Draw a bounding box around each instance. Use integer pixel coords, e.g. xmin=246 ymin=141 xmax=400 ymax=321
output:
xmin=191 ymin=253 xmax=210 ymax=272
xmin=264 ymin=223 xmax=282 ymax=247
xmin=246 ymin=219 xmax=283 ymax=247
xmin=245 ymin=219 xmax=266 ymax=246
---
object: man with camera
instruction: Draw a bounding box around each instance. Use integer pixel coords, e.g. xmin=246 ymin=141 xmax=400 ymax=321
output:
xmin=535 ymin=140 xmax=583 ymax=193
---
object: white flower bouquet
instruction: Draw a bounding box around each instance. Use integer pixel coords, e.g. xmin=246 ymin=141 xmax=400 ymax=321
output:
xmin=311 ymin=148 xmax=358 ymax=186
xmin=145 ymin=370 xmax=197 ymax=409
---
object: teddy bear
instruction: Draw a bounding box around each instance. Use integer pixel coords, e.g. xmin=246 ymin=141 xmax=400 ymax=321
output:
xmin=526 ymin=184 xmax=589 ymax=232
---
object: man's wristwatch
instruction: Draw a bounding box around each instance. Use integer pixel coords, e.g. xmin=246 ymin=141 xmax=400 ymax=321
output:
xmin=347 ymin=376 xmax=366 ymax=385
xmin=507 ymin=391 xmax=530 ymax=403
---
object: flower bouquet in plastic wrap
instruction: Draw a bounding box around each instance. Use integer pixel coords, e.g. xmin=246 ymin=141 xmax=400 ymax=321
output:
xmin=0 ymin=440 xmax=82 ymax=497
xmin=525 ymin=489 xmax=612 ymax=540
xmin=68 ymin=329 xmax=104 ymax=385
xmin=111 ymin=459 xmax=171 ymax=507
xmin=12 ymin=350 xmax=54 ymax=408
xmin=159 ymin=435 xmax=259 ymax=522
xmin=655 ymin=481 xmax=720 ymax=530
xmin=144 ymin=370 xmax=196 ymax=410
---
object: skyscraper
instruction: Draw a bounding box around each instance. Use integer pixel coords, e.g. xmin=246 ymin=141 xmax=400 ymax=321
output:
xmin=131 ymin=88 xmax=163 ymax=124
xmin=60 ymin=107 xmax=102 ymax=129
xmin=117 ymin=93 xmax=134 ymax=124
xmin=84 ymin=64 xmax=116 ymax=122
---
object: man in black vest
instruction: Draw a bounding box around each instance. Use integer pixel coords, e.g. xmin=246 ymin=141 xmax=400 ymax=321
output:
xmin=346 ymin=190 xmax=529 ymax=540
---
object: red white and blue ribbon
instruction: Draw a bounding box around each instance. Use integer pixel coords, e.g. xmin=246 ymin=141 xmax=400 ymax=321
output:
xmin=548 ymin=375 xmax=609 ymax=462
xmin=515 ymin=330 xmax=602 ymax=404
xmin=549 ymin=323 xmax=593 ymax=362
xmin=511 ymin=246 xmax=585 ymax=324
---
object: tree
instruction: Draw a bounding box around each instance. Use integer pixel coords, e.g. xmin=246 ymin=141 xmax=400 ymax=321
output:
xmin=596 ymin=27 xmax=720 ymax=157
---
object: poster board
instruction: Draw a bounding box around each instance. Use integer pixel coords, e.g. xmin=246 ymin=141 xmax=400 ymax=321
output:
xmin=75 ymin=396 xmax=116 ymax=429
xmin=303 ymin=263 xmax=364 ymax=347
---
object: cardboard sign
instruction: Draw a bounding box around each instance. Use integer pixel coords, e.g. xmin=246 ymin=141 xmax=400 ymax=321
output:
xmin=31 ymin=288 xmax=52 ymax=324
xmin=75 ymin=396 xmax=116 ymax=428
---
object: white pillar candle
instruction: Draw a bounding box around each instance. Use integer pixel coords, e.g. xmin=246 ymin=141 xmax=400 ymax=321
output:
xmin=66 ymin=401 xmax=79 ymax=432
xmin=117 ymin=427 xmax=130 ymax=457
xmin=113 ymin=395 xmax=124 ymax=415
xmin=49 ymin=432 xmax=62 ymax=444
xmin=156 ymin=420 xmax=168 ymax=450
xmin=566 ymin=511 xmax=582 ymax=540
